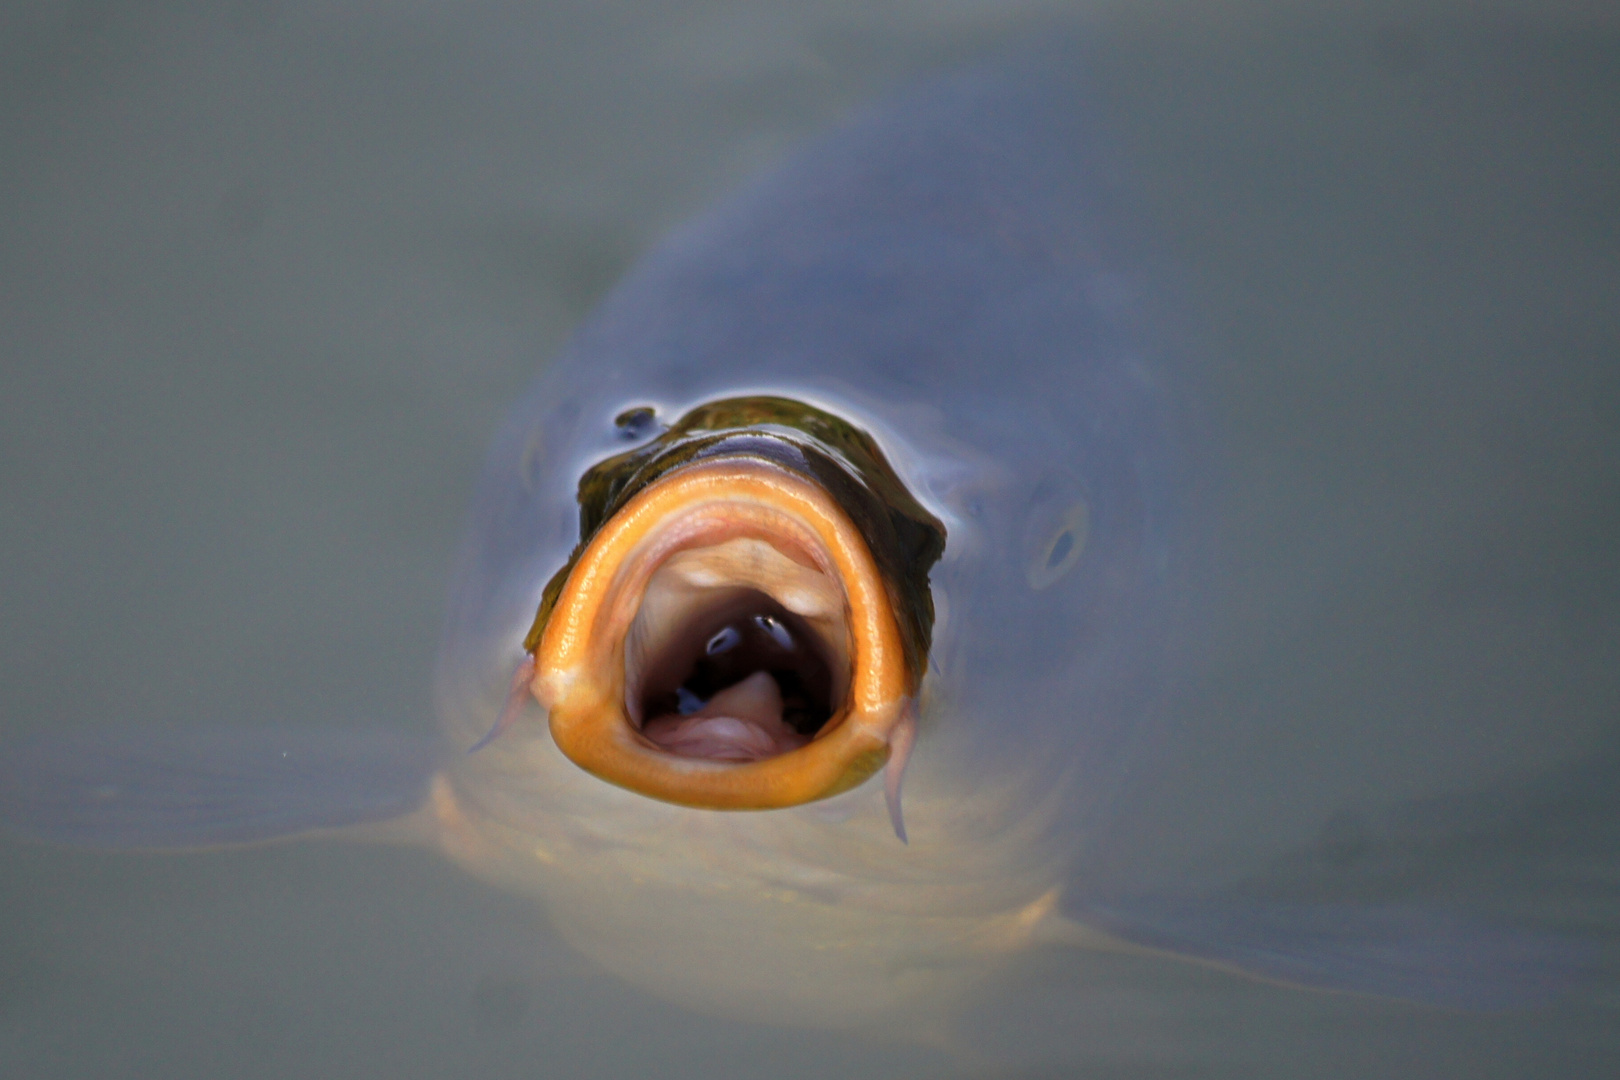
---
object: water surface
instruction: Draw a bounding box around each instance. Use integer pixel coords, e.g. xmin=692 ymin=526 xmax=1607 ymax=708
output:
xmin=2 ymin=3 xmax=1616 ymax=1076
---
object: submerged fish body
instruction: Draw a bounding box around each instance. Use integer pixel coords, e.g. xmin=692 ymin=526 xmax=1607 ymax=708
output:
xmin=0 ymin=47 xmax=1590 ymax=1033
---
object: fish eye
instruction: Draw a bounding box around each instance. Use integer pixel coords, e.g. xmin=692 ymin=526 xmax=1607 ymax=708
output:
xmin=1025 ymin=499 xmax=1089 ymax=590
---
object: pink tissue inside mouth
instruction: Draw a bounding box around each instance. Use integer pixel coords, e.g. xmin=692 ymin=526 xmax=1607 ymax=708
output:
xmin=642 ymin=671 xmax=811 ymax=762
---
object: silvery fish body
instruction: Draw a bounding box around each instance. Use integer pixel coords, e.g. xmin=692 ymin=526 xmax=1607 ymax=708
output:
xmin=0 ymin=46 xmax=1583 ymax=1033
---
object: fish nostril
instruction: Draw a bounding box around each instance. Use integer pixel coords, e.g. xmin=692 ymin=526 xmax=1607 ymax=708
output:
xmin=613 ymin=405 xmax=660 ymax=441
xmin=1026 ymin=498 xmax=1089 ymax=590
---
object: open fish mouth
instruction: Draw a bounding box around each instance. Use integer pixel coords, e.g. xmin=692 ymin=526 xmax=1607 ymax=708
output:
xmin=516 ymin=397 xmax=946 ymax=813
xmin=533 ymin=457 xmax=904 ymax=808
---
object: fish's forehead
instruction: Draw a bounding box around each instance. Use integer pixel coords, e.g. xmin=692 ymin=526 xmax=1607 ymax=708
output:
xmin=438 ymin=56 xmax=1184 ymax=698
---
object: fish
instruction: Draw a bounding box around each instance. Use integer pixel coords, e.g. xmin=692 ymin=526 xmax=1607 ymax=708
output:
xmin=0 ymin=44 xmax=1592 ymax=1034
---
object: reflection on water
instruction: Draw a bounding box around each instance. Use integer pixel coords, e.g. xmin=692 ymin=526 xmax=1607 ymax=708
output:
xmin=1 ymin=3 xmax=1616 ymax=1077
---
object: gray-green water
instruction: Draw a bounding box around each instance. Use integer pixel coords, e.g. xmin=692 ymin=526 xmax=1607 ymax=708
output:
xmin=2 ymin=3 xmax=1617 ymax=1076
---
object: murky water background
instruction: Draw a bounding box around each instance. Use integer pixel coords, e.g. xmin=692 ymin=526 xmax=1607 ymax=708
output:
xmin=2 ymin=2 xmax=1617 ymax=1076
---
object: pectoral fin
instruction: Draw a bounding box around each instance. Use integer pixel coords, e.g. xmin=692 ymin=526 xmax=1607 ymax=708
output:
xmin=1071 ymin=898 xmax=1592 ymax=1011
xmin=0 ymin=727 xmax=444 ymax=851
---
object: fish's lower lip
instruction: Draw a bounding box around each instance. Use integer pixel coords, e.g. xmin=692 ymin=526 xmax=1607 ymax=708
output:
xmin=531 ymin=456 xmax=912 ymax=810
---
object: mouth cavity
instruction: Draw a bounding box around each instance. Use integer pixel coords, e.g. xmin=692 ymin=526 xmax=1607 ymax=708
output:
xmin=630 ymin=556 xmax=846 ymax=762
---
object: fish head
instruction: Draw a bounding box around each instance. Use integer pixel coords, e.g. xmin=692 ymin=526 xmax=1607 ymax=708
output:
xmin=418 ymin=50 xmax=1189 ymax=1032
xmin=431 ymin=394 xmax=1088 ymax=1029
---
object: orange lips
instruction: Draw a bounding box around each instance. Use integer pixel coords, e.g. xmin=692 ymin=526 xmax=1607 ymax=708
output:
xmin=528 ymin=457 xmax=916 ymax=810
